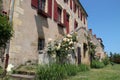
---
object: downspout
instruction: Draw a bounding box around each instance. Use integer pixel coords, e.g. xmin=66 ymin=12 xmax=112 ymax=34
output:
xmin=5 ymin=0 xmax=15 ymax=69
xmin=9 ymin=0 xmax=15 ymax=23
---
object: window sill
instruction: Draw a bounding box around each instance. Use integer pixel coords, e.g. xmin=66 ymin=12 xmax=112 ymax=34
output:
xmin=37 ymin=9 xmax=49 ymax=18
xmin=57 ymin=22 xmax=65 ymax=27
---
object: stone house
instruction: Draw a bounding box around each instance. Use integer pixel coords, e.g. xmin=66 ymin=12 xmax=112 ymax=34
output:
xmin=88 ymin=29 xmax=106 ymax=61
xmin=0 ymin=0 xmax=105 ymax=68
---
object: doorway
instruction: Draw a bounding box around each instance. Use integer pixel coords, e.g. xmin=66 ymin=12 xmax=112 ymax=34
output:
xmin=77 ymin=47 xmax=81 ymax=64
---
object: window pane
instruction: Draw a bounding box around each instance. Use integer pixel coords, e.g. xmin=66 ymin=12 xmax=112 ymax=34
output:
xmin=58 ymin=7 xmax=62 ymax=22
xmin=38 ymin=39 xmax=45 ymax=50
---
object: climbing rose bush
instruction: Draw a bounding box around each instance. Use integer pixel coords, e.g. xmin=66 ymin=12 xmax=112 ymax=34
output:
xmin=47 ymin=32 xmax=77 ymax=63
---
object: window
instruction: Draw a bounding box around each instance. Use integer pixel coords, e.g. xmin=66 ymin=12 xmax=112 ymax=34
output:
xmin=38 ymin=38 xmax=45 ymax=50
xmin=81 ymin=12 xmax=82 ymax=21
xmin=58 ymin=7 xmax=62 ymax=22
xmin=83 ymin=43 xmax=87 ymax=58
xmin=64 ymin=0 xmax=68 ymax=3
xmin=38 ymin=0 xmax=51 ymax=18
xmin=74 ymin=20 xmax=78 ymax=29
xmin=38 ymin=0 xmax=46 ymax=11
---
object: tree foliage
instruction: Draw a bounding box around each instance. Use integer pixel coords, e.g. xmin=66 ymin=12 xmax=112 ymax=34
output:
xmin=0 ymin=14 xmax=13 ymax=47
xmin=110 ymin=52 xmax=120 ymax=64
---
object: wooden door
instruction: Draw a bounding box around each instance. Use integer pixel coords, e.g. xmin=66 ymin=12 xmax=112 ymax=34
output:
xmin=77 ymin=47 xmax=81 ymax=64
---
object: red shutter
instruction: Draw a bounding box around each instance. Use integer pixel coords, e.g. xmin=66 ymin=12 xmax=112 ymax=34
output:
xmin=70 ymin=0 xmax=72 ymax=9
xmin=63 ymin=9 xmax=69 ymax=34
xmin=63 ymin=9 xmax=67 ymax=26
xmin=31 ymin=0 xmax=38 ymax=8
xmin=73 ymin=1 xmax=76 ymax=13
xmin=48 ymin=0 xmax=52 ymax=18
xmin=54 ymin=0 xmax=58 ymax=21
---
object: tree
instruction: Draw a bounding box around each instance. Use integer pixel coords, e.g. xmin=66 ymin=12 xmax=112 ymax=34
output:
xmin=0 ymin=14 xmax=13 ymax=48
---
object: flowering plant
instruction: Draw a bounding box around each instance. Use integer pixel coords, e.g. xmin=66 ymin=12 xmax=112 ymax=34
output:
xmin=47 ymin=32 xmax=77 ymax=63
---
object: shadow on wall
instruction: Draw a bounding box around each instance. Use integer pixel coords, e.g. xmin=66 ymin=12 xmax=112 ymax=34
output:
xmin=58 ymin=25 xmax=65 ymax=36
xmin=34 ymin=14 xmax=49 ymax=39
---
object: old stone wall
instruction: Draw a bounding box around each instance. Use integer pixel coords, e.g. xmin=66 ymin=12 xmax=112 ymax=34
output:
xmin=88 ymin=31 xmax=105 ymax=61
xmin=2 ymin=0 xmax=94 ymax=66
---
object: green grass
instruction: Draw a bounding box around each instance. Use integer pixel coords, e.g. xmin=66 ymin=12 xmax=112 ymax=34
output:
xmin=67 ymin=64 xmax=120 ymax=80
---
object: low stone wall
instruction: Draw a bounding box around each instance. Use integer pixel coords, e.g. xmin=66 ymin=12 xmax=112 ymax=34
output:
xmin=38 ymin=50 xmax=76 ymax=65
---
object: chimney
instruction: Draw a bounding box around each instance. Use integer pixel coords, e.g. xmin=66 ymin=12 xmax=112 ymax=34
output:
xmin=89 ymin=29 xmax=92 ymax=34
xmin=94 ymin=34 xmax=96 ymax=38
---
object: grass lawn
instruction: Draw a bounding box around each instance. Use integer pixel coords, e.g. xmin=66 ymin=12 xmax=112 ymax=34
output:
xmin=67 ymin=64 xmax=120 ymax=80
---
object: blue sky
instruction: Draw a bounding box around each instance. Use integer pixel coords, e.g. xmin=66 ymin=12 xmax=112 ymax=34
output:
xmin=80 ymin=0 xmax=120 ymax=54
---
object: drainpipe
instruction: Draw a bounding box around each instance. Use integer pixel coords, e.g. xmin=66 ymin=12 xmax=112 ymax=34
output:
xmin=5 ymin=0 xmax=15 ymax=70
xmin=9 ymin=0 xmax=15 ymax=23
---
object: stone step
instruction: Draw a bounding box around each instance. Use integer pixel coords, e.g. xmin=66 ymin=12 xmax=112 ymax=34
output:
xmin=9 ymin=74 xmax=35 ymax=80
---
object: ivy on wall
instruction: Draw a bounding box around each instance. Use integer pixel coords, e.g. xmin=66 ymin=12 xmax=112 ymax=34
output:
xmin=0 ymin=14 xmax=13 ymax=48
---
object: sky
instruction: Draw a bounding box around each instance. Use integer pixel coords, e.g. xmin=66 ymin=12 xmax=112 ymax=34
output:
xmin=80 ymin=0 xmax=120 ymax=54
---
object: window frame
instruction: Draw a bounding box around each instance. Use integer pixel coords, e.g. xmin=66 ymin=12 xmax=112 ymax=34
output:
xmin=57 ymin=6 xmax=62 ymax=23
xmin=38 ymin=0 xmax=46 ymax=11
xmin=66 ymin=13 xmax=70 ymax=22
xmin=64 ymin=0 xmax=68 ymax=4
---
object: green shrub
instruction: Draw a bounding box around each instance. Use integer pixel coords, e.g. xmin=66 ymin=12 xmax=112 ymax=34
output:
xmin=91 ymin=60 xmax=105 ymax=69
xmin=102 ymin=57 xmax=110 ymax=65
xmin=63 ymin=64 xmax=78 ymax=76
xmin=0 ymin=14 xmax=13 ymax=47
xmin=78 ymin=64 xmax=90 ymax=72
xmin=110 ymin=53 xmax=120 ymax=64
xmin=36 ymin=64 xmax=66 ymax=80
xmin=36 ymin=63 xmax=80 ymax=80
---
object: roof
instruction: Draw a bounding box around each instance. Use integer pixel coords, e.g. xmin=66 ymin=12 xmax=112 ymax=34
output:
xmin=77 ymin=0 xmax=88 ymax=17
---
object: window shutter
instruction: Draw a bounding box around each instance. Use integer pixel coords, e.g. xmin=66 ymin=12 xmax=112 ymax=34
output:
xmin=63 ymin=9 xmax=67 ymax=26
xmin=70 ymin=0 xmax=72 ymax=9
xmin=64 ymin=0 xmax=66 ymax=2
xmin=48 ymin=0 xmax=52 ymax=18
xmin=31 ymin=0 xmax=38 ymax=8
xmin=73 ymin=1 xmax=76 ymax=13
xmin=54 ymin=0 xmax=58 ymax=21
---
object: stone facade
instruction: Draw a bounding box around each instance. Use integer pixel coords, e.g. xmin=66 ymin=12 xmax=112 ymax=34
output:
xmin=1 ymin=0 xmax=105 ymax=67
xmin=88 ymin=29 xmax=105 ymax=61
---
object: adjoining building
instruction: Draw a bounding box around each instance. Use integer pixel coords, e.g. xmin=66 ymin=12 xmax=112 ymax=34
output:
xmin=0 ymin=0 xmax=105 ymax=68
